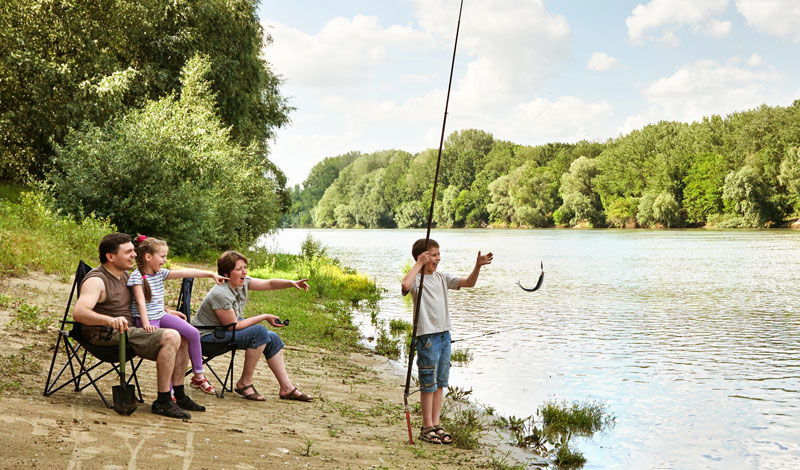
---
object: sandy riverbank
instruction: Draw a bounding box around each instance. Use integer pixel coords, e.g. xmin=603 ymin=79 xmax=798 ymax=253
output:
xmin=0 ymin=270 xmax=537 ymax=470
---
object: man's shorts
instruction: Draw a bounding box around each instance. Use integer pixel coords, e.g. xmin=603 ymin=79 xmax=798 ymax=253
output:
xmin=85 ymin=327 xmax=164 ymax=361
xmin=415 ymin=331 xmax=451 ymax=393
xmin=201 ymin=324 xmax=284 ymax=360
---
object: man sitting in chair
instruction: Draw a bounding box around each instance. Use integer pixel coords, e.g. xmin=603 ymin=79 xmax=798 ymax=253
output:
xmin=74 ymin=232 xmax=205 ymax=419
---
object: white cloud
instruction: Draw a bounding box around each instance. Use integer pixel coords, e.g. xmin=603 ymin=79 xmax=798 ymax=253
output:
xmin=626 ymin=0 xmax=730 ymax=45
xmin=735 ymin=0 xmax=800 ymax=43
xmin=587 ymin=53 xmax=620 ymax=72
xmin=263 ymin=15 xmax=432 ymax=89
xmin=480 ymin=96 xmax=615 ymax=145
xmin=746 ymin=53 xmax=764 ymax=66
xmin=700 ymin=18 xmax=732 ymax=37
xmin=621 ymin=58 xmax=784 ymax=132
xmin=413 ymin=0 xmax=572 ymax=98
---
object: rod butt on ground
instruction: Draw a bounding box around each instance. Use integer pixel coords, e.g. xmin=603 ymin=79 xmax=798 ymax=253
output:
xmin=404 ymin=401 xmax=414 ymax=445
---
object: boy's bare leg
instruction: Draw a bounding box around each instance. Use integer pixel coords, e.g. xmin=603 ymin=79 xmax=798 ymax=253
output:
xmin=421 ymin=388 xmax=445 ymax=428
xmin=156 ymin=329 xmax=181 ymax=392
xmin=170 ymin=337 xmax=189 ymax=387
xmin=265 ymin=350 xmax=295 ymax=396
xmin=431 ymin=388 xmax=444 ymax=426
xmin=237 ymin=344 xmax=266 ymax=388
xmin=421 ymin=391 xmax=434 ymax=428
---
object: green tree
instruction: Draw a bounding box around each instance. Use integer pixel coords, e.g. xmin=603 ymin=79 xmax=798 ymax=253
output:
xmin=778 ymin=147 xmax=800 ymax=214
xmin=683 ymin=153 xmax=726 ymax=224
xmin=1 ymin=0 xmax=291 ymax=181
xmin=557 ymin=157 xmax=604 ymax=227
xmin=45 ymin=55 xmax=282 ymax=254
xmin=722 ymin=167 xmax=774 ymax=228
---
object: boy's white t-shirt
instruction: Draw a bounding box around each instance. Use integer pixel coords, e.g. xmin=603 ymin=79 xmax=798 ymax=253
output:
xmin=406 ymin=271 xmax=461 ymax=336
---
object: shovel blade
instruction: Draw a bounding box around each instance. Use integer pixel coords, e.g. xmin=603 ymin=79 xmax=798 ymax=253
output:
xmin=112 ymin=384 xmax=138 ymax=415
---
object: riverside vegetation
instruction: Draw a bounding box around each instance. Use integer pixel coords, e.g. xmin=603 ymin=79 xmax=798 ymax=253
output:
xmin=287 ymin=102 xmax=800 ymax=230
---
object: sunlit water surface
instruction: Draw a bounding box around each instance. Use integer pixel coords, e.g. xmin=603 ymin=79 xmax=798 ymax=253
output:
xmin=263 ymin=228 xmax=800 ymax=469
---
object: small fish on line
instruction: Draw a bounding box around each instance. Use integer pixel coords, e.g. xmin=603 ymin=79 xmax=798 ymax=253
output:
xmin=517 ymin=261 xmax=544 ymax=292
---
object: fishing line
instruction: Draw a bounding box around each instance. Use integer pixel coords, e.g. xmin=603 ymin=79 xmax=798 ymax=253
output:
xmin=403 ymin=0 xmax=464 ymax=446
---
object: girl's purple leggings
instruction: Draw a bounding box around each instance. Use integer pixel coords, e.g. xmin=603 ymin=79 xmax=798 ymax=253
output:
xmin=135 ymin=314 xmax=204 ymax=374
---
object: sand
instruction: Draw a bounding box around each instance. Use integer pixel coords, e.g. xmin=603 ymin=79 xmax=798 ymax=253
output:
xmin=0 ymin=270 xmax=538 ymax=470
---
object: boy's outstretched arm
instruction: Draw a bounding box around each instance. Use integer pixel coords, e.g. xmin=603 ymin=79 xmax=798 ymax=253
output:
xmin=401 ymin=252 xmax=431 ymax=295
xmin=459 ymin=251 xmax=493 ymax=288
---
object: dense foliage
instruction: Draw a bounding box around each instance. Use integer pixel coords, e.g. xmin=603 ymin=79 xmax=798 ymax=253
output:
xmin=0 ymin=0 xmax=291 ymax=184
xmin=45 ymin=56 xmax=284 ymax=255
xmin=287 ymin=101 xmax=800 ymax=229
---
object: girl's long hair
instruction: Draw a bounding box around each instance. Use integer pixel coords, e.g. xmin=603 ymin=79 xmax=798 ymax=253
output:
xmin=132 ymin=235 xmax=168 ymax=302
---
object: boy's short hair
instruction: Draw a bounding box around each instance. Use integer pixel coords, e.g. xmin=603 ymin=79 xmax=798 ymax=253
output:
xmin=99 ymin=232 xmax=132 ymax=264
xmin=412 ymin=238 xmax=439 ymax=260
xmin=217 ymin=250 xmax=248 ymax=277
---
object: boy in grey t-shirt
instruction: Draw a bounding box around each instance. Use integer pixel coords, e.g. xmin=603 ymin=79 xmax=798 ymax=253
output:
xmin=401 ymin=238 xmax=493 ymax=444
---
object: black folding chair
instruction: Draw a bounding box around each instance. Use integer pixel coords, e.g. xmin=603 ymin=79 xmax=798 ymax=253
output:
xmin=177 ymin=278 xmax=237 ymax=397
xmin=43 ymin=261 xmax=144 ymax=408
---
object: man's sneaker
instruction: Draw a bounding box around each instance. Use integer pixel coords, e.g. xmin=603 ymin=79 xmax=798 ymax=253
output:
xmin=176 ymin=395 xmax=206 ymax=412
xmin=151 ymin=400 xmax=191 ymax=419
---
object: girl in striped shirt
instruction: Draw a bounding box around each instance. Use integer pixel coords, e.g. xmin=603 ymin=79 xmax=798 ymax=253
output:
xmin=129 ymin=235 xmax=227 ymax=395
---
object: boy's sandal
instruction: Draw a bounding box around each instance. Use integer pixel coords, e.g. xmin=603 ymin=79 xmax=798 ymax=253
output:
xmin=419 ymin=426 xmax=442 ymax=444
xmin=234 ymin=384 xmax=265 ymax=401
xmin=433 ymin=425 xmax=452 ymax=444
xmin=279 ymin=387 xmax=313 ymax=402
xmin=190 ymin=376 xmax=216 ymax=395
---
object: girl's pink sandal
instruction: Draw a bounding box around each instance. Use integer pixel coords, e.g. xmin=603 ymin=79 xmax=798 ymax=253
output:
xmin=190 ymin=376 xmax=216 ymax=395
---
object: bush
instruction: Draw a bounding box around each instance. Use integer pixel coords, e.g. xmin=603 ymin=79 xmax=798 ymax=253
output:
xmin=45 ymin=55 xmax=284 ymax=256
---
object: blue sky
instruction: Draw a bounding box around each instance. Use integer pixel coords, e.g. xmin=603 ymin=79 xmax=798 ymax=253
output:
xmin=259 ymin=0 xmax=800 ymax=186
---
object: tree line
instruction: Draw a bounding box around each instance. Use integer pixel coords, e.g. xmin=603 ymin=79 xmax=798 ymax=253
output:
xmin=286 ymin=101 xmax=800 ymax=229
xmin=1 ymin=0 xmax=291 ymax=254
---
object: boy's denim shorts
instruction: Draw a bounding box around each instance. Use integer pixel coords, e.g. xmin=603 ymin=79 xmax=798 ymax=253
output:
xmin=415 ymin=331 xmax=451 ymax=393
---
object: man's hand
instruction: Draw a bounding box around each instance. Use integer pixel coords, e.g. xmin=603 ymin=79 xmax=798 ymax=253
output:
xmin=108 ymin=316 xmax=129 ymax=332
xmin=476 ymin=251 xmax=493 ymax=267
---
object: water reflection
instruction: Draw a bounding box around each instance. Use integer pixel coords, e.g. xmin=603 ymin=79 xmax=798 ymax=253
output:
xmin=264 ymin=228 xmax=800 ymax=469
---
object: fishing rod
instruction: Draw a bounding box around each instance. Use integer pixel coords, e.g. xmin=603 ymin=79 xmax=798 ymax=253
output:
xmin=450 ymin=326 xmax=520 ymax=343
xmin=403 ymin=0 xmax=464 ymax=446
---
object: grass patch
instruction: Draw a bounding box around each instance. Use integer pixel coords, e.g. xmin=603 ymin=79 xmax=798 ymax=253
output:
xmin=553 ymin=441 xmax=586 ymax=468
xmin=389 ymin=318 xmax=412 ymax=334
xmin=375 ymin=323 xmax=401 ymax=359
xmin=11 ymin=303 xmax=52 ymax=332
xmin=540 ymin=399 xmax=613 ymax=436
xmin=492 ymin=400 xmax=614 ymax=468
xmin=0 ymin=344 xmax=44 ymax=395
xmin=0 ymin=190 xmax=115 ymax=280
xmin=442 ymin=402 xmax=483 ymax=450
xmin=450 ymin=347 xmax=473 ymax=364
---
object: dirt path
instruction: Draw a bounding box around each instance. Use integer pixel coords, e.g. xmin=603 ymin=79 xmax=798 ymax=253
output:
xmin=0 ymin=271 xmax=535 ymax=470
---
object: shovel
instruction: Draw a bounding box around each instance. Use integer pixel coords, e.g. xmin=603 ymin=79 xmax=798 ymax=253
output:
xmin=112 ymin=332 xmax=138 ymax=415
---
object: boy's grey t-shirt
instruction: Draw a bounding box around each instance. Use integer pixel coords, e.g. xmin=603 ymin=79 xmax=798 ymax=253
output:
xmin=405 ymin=271 xmax=461 ymax=336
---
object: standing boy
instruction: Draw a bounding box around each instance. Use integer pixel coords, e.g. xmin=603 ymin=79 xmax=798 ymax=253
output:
xmin=401 ymin=238 xmax=493 ymax=444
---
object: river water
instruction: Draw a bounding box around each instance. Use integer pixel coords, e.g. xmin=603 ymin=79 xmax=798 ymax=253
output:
xmin=263 ymin=228 xmax=800 ymax=469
